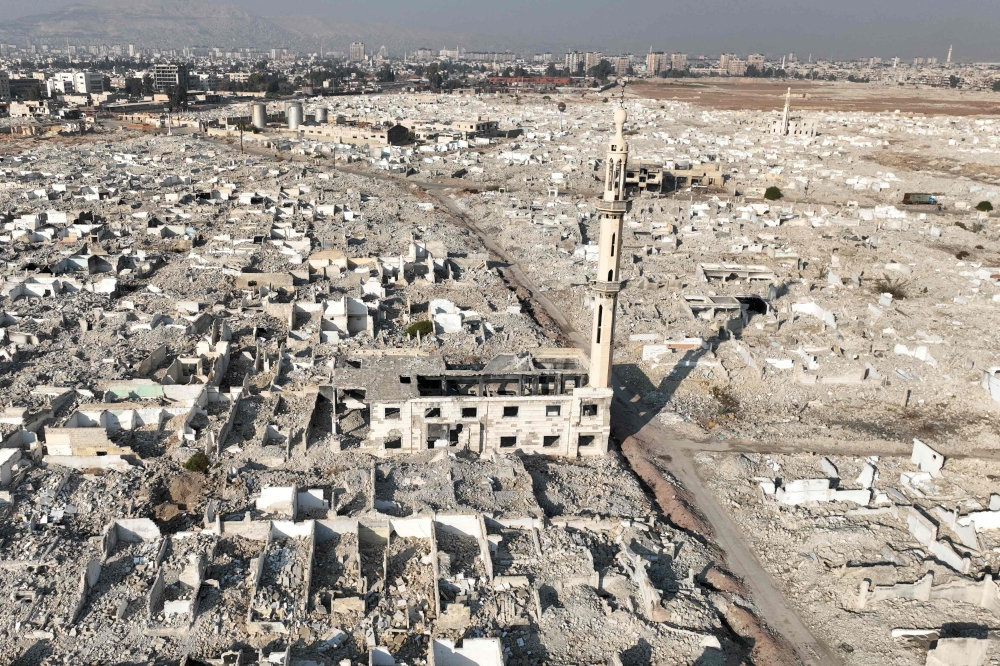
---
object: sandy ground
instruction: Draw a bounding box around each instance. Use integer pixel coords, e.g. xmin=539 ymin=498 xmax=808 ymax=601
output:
xmin=630 ymin=79 xmax=1000 ymax=116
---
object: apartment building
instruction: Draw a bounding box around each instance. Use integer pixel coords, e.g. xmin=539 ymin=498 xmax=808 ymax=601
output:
xmin=152 ymin=64 xmax=189 ymax=92
xmin=646 ymin=51 xmax=668 ymax=76
xmin=584 ymin=52 xmax=603 ymax=72
xmin=564 ymin=51 xmax=583 ymax=73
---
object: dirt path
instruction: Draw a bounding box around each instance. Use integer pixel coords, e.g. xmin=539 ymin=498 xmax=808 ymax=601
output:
xmin=180 ymin=131 xmax=837 ymax=664
xmin=408 ymin=178 xmax=837 ymax=666
xmin=611 ymin=384 xmax=838 ymax=666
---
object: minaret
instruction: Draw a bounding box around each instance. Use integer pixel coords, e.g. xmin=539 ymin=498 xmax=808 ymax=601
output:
xmin=781 ymin=87 xmax=791 ymax=136
xmin=946 ymin=44 xmax=953 ymax=65
xmin=589 ymin=89 xmax=631 ymax=389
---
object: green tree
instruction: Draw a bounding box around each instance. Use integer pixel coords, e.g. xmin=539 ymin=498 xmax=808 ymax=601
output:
xmin=764 ymin=186 xmax=783 ymax=201
xmin=124 ymin=77 xmax=143 ymax=97
xmin=993 ymin=80 xmax=1000 ymax=92
xmin=169 ymin=85 xmax=188 ymax=111
xmin=949 ymin=75 xmax=961 ymax=88
xmin=406 ymin=320 xmax=433 ymax=337
xmin=545 ymin=63 xmax=558 ymax=76
xmin=424 ymin=63 xmax=443 ymax=88
xmin=376 ymin=64 xmax=395 ymax=82
xmin=183 ymin=452 xmax=210 ymax=473
xmin=141 ymin=73 xmax=154 ymax=96
xmin=976 ymin=200 xmax=993 ymax=212
xmin=234 ymin=120 xmax=252 ymax=154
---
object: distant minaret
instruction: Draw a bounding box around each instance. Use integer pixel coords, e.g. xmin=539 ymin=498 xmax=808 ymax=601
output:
xmin=947 ymin=44 xmax=953 ymax=65
xmin=781 ymin=87 xmax=791 ymax=136
xmin=589 ymin=84 xmax=631 ymax=390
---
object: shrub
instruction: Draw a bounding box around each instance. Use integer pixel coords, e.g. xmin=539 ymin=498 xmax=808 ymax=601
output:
xmin=183 ymin=451 xmax=210 ymax=474
xmin=976 ymin=200 xmax=993 ymax=212
xmin=764 ymin=186 xmax=783 ymax=201
xmin=709 ymin=386 xmax=740 ymax=415
xmin=406 ymin=320 xmax=433 ymax=337
xmin=972 ymin=222 xmax=986 ymax=234
xmin=873 ymin=276 xmax=910 ymax=300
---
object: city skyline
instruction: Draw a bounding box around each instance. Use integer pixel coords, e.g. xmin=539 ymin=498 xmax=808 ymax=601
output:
xmin=0 ymin=0 xmax=997 ymax=61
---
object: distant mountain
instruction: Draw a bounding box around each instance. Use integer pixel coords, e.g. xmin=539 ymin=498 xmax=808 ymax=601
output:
xmin=0 ymin=0 xmax=496 ymax=54
xmin=0 ymin=0 xmax=301 ymax=49
xmin=267 ymin=15 xmax=477 ymax=58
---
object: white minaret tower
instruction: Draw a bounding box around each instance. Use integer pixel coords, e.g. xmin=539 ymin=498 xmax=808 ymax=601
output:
xmin=947 ymin=44 xmax=953 ymax=65
xmin=589 ymin=86 xmax=631 ymax=390
xmin=781 ymin=87 xmax=791 ymax=136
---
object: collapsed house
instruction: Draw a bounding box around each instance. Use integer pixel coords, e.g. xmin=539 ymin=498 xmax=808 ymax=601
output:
xmin=332 ymin=349 xmax=611 ymax=456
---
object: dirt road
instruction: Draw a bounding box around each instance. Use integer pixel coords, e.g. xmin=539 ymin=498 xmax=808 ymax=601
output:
xmin=414 ymin=181 xmax=838 ymax=666
xmin=609 ymin=377 xmax=840 ymax=666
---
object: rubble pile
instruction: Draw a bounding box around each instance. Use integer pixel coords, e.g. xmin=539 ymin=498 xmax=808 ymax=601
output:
xmin=4 ymin=83 xmax=1000 ymax=665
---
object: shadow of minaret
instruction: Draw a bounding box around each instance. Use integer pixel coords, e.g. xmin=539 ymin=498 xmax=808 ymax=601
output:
xmin=610 ymin=328 xmax=726 ymax=446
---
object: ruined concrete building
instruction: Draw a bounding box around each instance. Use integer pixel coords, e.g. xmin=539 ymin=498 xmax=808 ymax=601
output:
xmin=336 ymin=348 xmax=611 ymax=455
xmin=331 ymin=104 xmax=633 ymax=458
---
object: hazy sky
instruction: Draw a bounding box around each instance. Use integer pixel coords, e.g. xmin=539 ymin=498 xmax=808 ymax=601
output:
xmin=5 ymin=0 xmax=999 ymax=61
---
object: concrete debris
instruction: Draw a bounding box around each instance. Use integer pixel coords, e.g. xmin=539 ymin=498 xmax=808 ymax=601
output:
xmin=4 ymin=68 xmax=1000 ymax=666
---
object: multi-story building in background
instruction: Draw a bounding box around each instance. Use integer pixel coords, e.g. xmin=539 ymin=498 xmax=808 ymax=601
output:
xmin=73 ymin=72 xmax=104 ymax=94
xmin=608 ymin=55 xmax=631 ymax=75
xmin=646 ymin=51 xmax=668 ymax=75
xmin=0 ymin=71 xmax=10 ymax=101
xmin=564 ymin=51 xmax=583 ymax=73
xmin=350 ymin=42 xmax=366 ymax=62
xmin=670 ymin=53 xmax=688 ymax=71
xmin=726 ymin=58 xmax=747 ymax=76
xmin=465 ymin=52 xmax=516 ymax=63
xmin=47 ymin=77 xmax=73 ymax=96
xmin=7 ymin=77 xmax=41 ymax=99
xmin=584 ymin=52 xmax=603 ymax=72
xmin=152 ymin=63 xmax=189 ymax=92
xmin=412 ymin=47 xmax=434 ymax=62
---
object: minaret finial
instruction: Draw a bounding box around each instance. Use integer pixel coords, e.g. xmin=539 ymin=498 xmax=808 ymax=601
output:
xmin=618 ymin=77 xmax=628 ymax=107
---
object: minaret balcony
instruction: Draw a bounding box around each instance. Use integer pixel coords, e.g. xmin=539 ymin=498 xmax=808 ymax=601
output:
xmin=597 ymin=199 xmax=631 ymax=214
xmin=590 ymin=280 xmax=623 ymax=294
